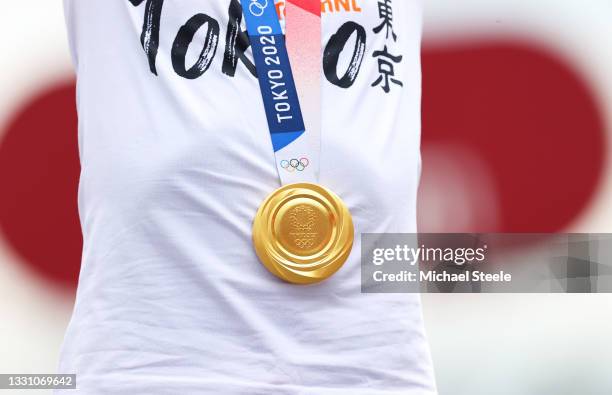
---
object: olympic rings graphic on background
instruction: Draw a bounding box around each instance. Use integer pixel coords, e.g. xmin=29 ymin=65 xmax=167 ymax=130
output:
xmin=280 ymin=157 xmax=310 ymax=172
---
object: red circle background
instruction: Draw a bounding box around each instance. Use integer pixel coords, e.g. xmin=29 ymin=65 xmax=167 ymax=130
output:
xmin=0 ymin=41 xmax=607 ymax=289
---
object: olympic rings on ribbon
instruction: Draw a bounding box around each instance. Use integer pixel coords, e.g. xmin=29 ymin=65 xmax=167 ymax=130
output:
xmin=248 ymin=0 xmax=268 ymax=17
xmin=280 ymin=157 xmax=310 ymax=172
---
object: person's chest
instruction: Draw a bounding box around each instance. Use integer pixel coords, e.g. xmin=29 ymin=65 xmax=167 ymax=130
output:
xmin=70 ymin=0 xmax=422 ymax=228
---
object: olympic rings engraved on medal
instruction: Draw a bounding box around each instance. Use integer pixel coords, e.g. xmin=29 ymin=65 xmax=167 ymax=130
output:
xmin=280 ymin=157 xmax=310 ymax=172
xmin=289 ymin=205 xmax=318 ymax=249
xmin=249 ymin=0 xmax=268 ymax=17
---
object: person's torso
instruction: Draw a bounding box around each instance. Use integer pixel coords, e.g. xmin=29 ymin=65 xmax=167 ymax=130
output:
xmin=58 ymin=1 xmax=435 ymax=394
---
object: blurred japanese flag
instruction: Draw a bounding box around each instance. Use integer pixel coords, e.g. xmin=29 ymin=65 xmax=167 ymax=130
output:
xmin=419 ymin=0 xmax=612 ymax=233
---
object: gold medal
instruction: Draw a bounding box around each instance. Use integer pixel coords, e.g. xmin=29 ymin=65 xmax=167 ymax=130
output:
xmin=252 ymin=183 xmax=354 ymax=284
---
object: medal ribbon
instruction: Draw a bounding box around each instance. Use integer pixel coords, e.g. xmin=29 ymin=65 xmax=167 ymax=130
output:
xmin=243 ymin=0 xmax=321 ymax=185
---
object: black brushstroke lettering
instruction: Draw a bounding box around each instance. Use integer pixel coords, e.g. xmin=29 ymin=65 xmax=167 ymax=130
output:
xmin=323 ymin=22 xmax=366 ymax=88
xmin=171 ymin=14 xmax=220 ymax=79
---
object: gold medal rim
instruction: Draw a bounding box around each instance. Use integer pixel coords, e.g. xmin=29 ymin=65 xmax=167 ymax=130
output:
xmin=252 ymin=183 xmax=354 ymax=284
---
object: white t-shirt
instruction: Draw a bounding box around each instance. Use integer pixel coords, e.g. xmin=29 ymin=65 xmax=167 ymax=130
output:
xmin=58 ymin=1 xmax=436 ymax=394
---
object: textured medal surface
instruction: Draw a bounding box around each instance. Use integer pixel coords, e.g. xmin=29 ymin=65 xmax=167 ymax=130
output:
xmin=252 ymin=183 xmax=354 ymax=284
